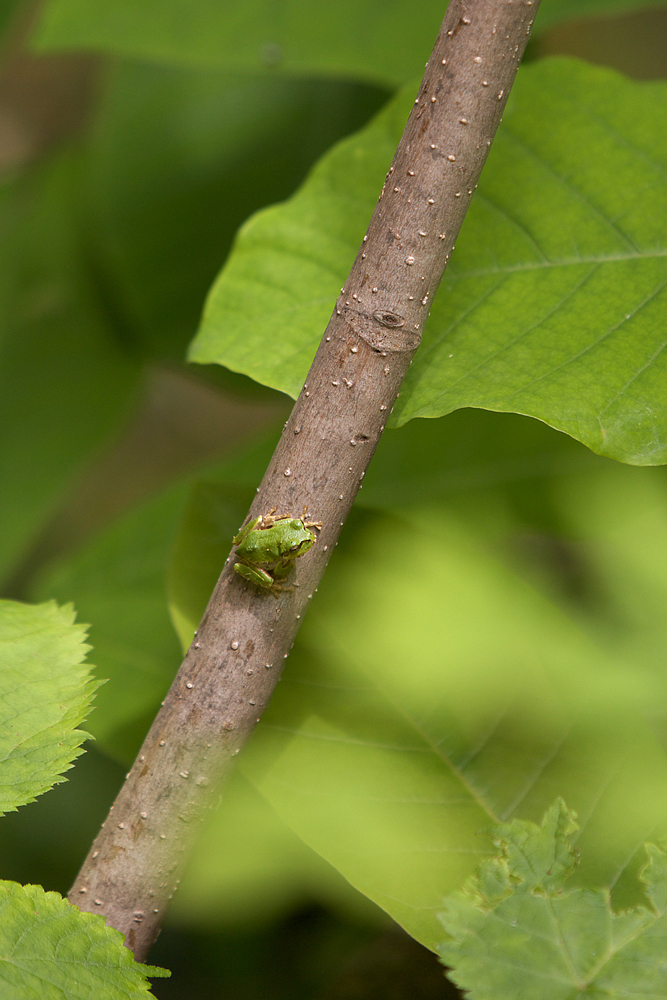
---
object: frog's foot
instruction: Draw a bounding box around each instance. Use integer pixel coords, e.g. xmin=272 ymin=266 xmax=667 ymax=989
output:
xmin=260 ymin=507 xmax=292 ymax=528
xmin=301 ymin=506 xmax=322 ymax=531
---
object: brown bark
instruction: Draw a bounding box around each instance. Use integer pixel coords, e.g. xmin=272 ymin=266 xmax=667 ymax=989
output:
xmin=69 ymin=0 xmax=541 ymax=960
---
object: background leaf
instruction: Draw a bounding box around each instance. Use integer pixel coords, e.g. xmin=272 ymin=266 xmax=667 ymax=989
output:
xmin=30 ymin=0 xmax=445 ymax=85
xmin=30 ymin=485 xmax=189 ymax=763
xmin=0 ymin=158 xmax=140 ymax=587
xmin=31 ymin=0 xmax=667 ymax=83
xmin=77 ymin=61 xmax=387 ymax=365
xmin=0 ymin=880 xmax=167 ymax=998
xmin=0 ymin=599 xmax=97 ymax=814
xmin=171 ymin=769 xmax=388 ymax=931
xmin=191 ymin=59 xmax=667 ymax=466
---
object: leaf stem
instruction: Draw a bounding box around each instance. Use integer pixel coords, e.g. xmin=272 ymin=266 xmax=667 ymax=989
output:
xmin=69 ymin=0 xmax=541 ymax=960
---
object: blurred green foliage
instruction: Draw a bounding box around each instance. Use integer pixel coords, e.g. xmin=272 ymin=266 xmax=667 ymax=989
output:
xmin=0 ymin=0 xmax=666 ymax=996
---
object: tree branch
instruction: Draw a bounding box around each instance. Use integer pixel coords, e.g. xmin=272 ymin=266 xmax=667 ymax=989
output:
xmin=69 ymin=0 xmax=541 ymax=960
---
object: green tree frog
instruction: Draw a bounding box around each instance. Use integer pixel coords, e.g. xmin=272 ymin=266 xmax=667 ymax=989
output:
xmin=232 ymin=508 xmax=322 ymax=595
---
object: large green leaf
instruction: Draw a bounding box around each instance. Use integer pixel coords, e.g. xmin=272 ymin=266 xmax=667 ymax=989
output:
xmin=236 ymin=493 xmax=667 ymax=950
xmin=78 ymin=61 xmax=387 ymax=364
xmin=0 ymin=599 xmax=97 ymax=814
xmin=438 ymin=801 xmax=667 ymax=998
xmin=0 ymin=881 xmax=167 ymax=998
xmin=172 ymin=769 xmax=387 ymax=930
xmin=191 ymin=59 xmax=667 ymax=466
xmin=0 ymin=158 xmax=140 ymax=587
xmin=31 ymin=0 xmax=667 ymax=82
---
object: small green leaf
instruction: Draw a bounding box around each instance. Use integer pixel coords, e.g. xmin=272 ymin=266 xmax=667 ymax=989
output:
xmin=438 ymin=801 xmax=667 ymax=999
xmin=31 ymin=0 xmax=667 ymax=82
xmin=0 ymin=880 xmax=168 ymax=998
xmin=191 ymin=59 xmax=667 ymax=465
xmin=0 ymin=599 xmax=98 ymax=815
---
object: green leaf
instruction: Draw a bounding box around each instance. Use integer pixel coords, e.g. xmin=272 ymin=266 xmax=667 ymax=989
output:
xmin=0 ymin=599 xmax=97 ymax=815
xmin=31 ymin=0 xmax=667 ymax=82
xmin=0 ymin=157 xmax=140 ymax=587
xmin=438 ymin=801 xmax=667 ymax=999
xmin=0 ymin=880 xmax=168 ymax=998
xmin=191 ymin=58 xmax=667 ymax=466
xmin=30 ymin=0 xmax=444 ymax=85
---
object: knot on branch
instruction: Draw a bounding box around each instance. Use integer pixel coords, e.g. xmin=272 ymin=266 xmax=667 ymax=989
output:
xmin=337 ymin=300 xmax=422 ymax=354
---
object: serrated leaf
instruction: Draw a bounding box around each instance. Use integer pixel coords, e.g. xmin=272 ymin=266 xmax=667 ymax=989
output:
xmin=0 ymin=880 xmax=168 ymax=998
xmin=191 ymin=59 xmax=667 ymax=466
xmin=438 ymin=801 xmax=667 ymax=999
xmin=31 ymin=0 xmax=667 ymax=82
xmin=0 ymin=599 xmax=97 ymax=814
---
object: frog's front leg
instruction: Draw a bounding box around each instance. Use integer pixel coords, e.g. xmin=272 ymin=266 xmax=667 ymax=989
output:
xmin=233 ymin=516 xmax=262 ymax=546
